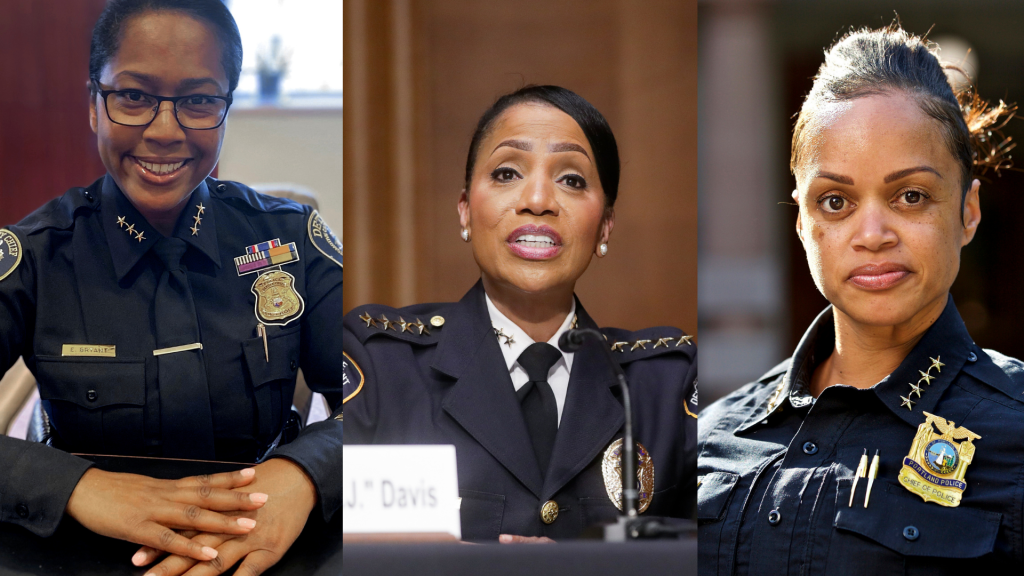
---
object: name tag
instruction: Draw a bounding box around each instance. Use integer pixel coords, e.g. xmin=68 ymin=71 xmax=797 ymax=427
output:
xmin=343 ymin=445 xmax=461 ymax=540
xmin=62 ymin=345 xmax=116 ymax=358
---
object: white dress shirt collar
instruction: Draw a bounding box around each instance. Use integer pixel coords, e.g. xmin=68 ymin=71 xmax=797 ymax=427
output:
xmin=485 ymin=293 xmax=577 ymax=425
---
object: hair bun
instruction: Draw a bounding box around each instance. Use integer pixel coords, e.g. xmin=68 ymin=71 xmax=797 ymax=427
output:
xmin=956 ymin=86 xmax=1017 ymax=177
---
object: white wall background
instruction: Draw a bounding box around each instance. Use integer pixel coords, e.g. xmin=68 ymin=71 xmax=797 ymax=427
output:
xmin=218 ymin=109 xmax=344 ymax=237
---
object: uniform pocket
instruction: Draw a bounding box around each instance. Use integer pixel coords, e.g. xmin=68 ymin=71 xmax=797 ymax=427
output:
xmin=829 ymin=478 xmax=1001 ymax=573
xmin=458 ymin=489 xmax=505 ymax=541
xmin=34 ymin=356 xmax=147 ymax=452
xmin=697 ymin=471 xmax=739 ymax=521
xmin=242 ymin=327 xmax=301 ymax=387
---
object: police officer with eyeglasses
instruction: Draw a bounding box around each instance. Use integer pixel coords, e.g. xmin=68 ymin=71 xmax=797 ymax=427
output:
xmin=0 ymin=1 xmax=343 ymax=574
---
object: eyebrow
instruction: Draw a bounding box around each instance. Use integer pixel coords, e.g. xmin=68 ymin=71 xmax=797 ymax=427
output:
xmin=812 ymin=166 xmax=943 ymax=186
xmin=884 ymin=166 xmax=943 ymax=183
xmin=549 ymin=142 xmax=590 ymax=159
xmin=113 ymin=71 xmax=224 ymax=93
xmin=492 ymin=139 xmax=532 ymax=154
xmin=814 ymin=171 xmax=854 ymax=185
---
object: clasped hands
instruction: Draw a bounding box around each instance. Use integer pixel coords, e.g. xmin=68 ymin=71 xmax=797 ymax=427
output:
xmin=66 ymin=458 xmax=317 ymax=576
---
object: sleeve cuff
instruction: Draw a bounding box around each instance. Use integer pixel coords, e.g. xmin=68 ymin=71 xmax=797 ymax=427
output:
xmin=0 ymin=436 xmax=93 ymax=537
xmin=268 ymin=417 xmax=343 ymax=522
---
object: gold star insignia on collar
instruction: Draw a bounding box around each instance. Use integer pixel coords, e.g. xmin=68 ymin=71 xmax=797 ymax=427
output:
xmin=116 ymin=216 xmax=127 ymax=228
xmin=570 ymin=314 xmax=578 ymax=329
xmin=676 ymin=335 xmax=694 ymax=347
xmin=135 ymin=231 xmax=145 ymax=243
xmin=359 ymin=312 xmax=377 ymax=328
xmin=378 ymin=314 xmax=394 ymax=330
xmin=493 ymin=327 xmax=515 ymax=348
xmin=653 ymin=337 xmax=673 ymax=349
xmin=189 ymin=204 xmax=206 ymax=235
xmin=918 ymin=370 xmax=935 ymax=385
xmin=611 ymin=341 xmax=628 ymax=353
xmin=908 ymin=382 xmax=924 ymax=398
xmin=929 ymin=356 xmax=944 ymax=372
xmin=631 ymin=339 xmax=652 ymax=351
xmin=125 ymin=224 xmax=136 ymax=234
xmin=900 ymin=395 xmax=916 ymax=410
xmin=411 ymin=318 xmax=430 ymax=335
xmin=397 ymin=317 xmax=413 ymax=333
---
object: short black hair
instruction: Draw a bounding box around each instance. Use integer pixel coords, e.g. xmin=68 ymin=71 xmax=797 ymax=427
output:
xmin=464 ymin=85 xmax=621 ymax=206
xmin=89 ymin=0 xmax=243 ymax=94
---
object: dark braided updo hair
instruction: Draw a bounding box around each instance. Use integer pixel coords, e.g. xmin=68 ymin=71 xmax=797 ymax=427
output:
xmin=791 ymin=24 xmax=1015 ymax=200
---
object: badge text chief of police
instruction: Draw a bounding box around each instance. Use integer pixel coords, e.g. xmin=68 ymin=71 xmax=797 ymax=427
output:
xmin=0 ymin=1 xmax=343 ymax=574
xmin=698 ymin=25 xmax=1024 ymax=573
xmin=343 ymin=85 xmax=698 ymax=542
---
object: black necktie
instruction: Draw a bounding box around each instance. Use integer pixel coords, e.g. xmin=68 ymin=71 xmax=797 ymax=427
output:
xmin=516 ymin=342 xmax=562 ymax=476
xmin=152 ymin=238 xmax=216 ymax=459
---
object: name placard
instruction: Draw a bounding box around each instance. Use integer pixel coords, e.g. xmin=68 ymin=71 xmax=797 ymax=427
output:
xmin=342 ymin=445 xmax=461 ymax=540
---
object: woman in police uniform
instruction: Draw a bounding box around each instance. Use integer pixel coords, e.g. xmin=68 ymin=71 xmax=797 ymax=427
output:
xmin=0 ymin=1 xmax=343 ymax=574
xmin=698 ymin=25 xmax=1024 ymax=572
xmin=342 ymin=85 xmax=698 ymax=542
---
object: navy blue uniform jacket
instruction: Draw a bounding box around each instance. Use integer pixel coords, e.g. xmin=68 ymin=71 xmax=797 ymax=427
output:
xmin=0 ymin=175 xmax=344 ymax=536
xmin=342 ymin=281 xmax=698 ymax=540
xmin=698 ymin=296 xmax=1024 ymax=574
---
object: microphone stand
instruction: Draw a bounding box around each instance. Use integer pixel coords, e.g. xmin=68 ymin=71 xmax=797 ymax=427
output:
xmin=560 ymin=329 xmax=697 ymax=542
xmin=559 ymin=329 xmax=638 ymax=531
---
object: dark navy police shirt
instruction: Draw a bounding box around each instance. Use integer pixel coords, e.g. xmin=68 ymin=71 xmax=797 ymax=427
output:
xmin=698 ymin=295 xmax=1024 ymax=574
xmin=0 ymin=175 xmax=344 ymax=536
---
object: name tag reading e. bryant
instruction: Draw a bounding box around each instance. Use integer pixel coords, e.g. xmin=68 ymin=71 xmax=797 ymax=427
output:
xmin=343 ymin=445 xmax=461 ymax=542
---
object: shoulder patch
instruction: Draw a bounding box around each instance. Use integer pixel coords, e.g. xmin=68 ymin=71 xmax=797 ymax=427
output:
xmin=0 ymin=229 xmax=24 ymax=282
xmin=308 ymin=210 xmax=343 ymax=268
xmin=343 ymin=351 xmax=365 ymax=404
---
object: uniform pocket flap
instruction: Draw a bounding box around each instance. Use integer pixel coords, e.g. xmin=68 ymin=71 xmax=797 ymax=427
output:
xmin=35 ymin=356 xmax=146 ymax=409
xmin=242 ymin=328 xmax=301 ymax=387
xmin=697 ymin=471 xmax=739 ymax=521
xmin=458 ymin=489 xmax=505 ymax=542
xmin=834 ymin=479 xmax=1001 ymax=558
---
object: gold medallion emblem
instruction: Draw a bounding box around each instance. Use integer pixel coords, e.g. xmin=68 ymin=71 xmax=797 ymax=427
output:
xmin=251 ymin=270 xmax=305 ymax=326
xmin=898 ymin=411 xmax=980 ymax=507
xmin=601 ymin=438 xmax=655 ymax=514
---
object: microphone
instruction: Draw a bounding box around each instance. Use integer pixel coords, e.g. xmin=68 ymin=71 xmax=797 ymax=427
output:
xmin=558 ymin=328 xmax=639 ymax=520
xmin=557 ymin=328 xmax=596 ymax=353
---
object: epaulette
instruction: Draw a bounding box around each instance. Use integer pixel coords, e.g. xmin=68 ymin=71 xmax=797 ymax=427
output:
xmin=344 ymin=303 xmax=447 ymax=346
xmin=208 ymin=179 xmax=305 ymax=214
xmin=13 ymin=180 xmax=101 ymax=236
xmin=963 ymin=348 xmax=1024 ymax=406
xmin=599 ymin=326 xmax=695 ymax=363
xmin=757 ymin=359 xmax=791 ymax=383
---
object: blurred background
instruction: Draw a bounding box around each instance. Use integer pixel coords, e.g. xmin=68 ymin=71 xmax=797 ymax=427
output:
xmin=0 ymin=0 xmax=342 ymax=234
xmin=0 ymin=0 xmax=342 ymax=437
xmin=343 ymin=0 xmax=698 ymax=334
xmin=699 ymin=0 xmax=1024 ymax=403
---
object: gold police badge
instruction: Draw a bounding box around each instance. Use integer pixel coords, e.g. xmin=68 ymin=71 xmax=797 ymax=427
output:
xmin=898 ymin=411 xmax=980 ymax=507
xmin=251 ymin=270 xmax=305 ymax=326
xmin=601 ymin=438 xmax=655 ymax=514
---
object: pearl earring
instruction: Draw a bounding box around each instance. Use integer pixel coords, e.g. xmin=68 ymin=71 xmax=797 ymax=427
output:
xmin=461 ymin=229 xmax=470 ymax=242
xmin=599 ymin=243 xmax=608 ymax=257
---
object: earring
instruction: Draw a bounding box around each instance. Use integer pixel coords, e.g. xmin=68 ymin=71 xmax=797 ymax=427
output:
xmin=461 ymin=229 xmax=470 ymax=242
xmin=599 ymin=243 xmax=608 ymax=257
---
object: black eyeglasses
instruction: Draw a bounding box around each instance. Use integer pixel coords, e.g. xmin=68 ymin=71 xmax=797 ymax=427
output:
xmin=91 ymin=79 xmax=232 ymax=130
